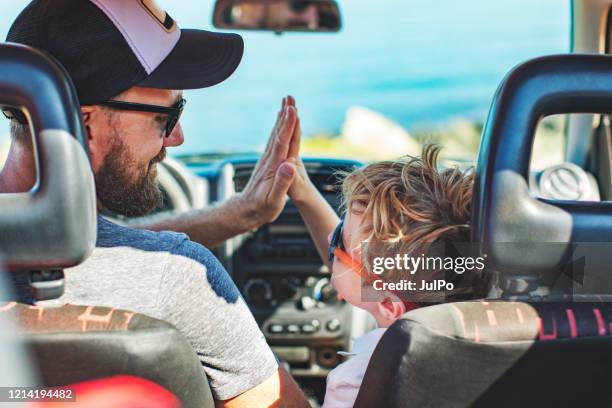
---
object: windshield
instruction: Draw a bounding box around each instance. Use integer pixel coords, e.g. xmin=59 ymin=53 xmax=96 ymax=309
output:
xmin=1 ymin=0 xmax=569 ymax=163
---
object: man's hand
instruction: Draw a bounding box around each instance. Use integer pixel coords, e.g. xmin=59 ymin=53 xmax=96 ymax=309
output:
xmin=237 ymin=96 xmax=300 ymax=228
xmin=217 ymin=366 xmax=309 ymax=408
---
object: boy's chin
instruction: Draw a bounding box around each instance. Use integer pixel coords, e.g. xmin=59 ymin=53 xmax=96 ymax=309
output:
xmin=346 ymin=294 xmax=382 ymax=314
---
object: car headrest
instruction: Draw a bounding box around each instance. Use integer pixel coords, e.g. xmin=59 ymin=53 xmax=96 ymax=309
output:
xmin=472 ymin=54 xmax=612 ymax=288
xmin=355 ymin=300 xmax=612 ymax=408
xmin=0 ymin=43 xmax=96 ymax=270
xmin=0 ymin=269 xmax=36 ymax=387
xmin=0 ymin=303 xmax=214 ymax=408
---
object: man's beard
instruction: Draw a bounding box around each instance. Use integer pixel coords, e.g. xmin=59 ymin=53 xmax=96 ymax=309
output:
xmin=95 ymin=138 xmax=166 ymax=218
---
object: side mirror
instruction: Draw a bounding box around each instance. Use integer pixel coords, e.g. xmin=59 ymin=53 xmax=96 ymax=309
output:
xmin=212 ymin=0 xmax=341 ymax=33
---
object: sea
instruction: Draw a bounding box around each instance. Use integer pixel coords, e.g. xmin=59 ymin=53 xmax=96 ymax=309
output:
xmin=1 ymin=0 xmax=570 ymax=155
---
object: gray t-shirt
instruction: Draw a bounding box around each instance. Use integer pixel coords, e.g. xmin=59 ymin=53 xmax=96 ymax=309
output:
xmin=40 ymin=216 xmax=277 ymax=400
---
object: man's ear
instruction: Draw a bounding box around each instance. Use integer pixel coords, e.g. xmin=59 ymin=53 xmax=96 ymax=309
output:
xmin=376 ymin=294 xmax=407 ymax=322
xmin=81 ymin=106 xmax=94 ymax=138
xmin=81 ymin=106 xmax=99 ymax=162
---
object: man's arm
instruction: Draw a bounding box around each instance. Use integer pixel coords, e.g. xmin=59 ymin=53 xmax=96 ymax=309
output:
xmin=139 ymin=97 xmax=300 ymax=248
xmin=217 ymin=366 xmax=309 ymax=408
xmin=159 ymin=239 xmax=309 ymax=406
xmin=138 ymin=193 xmax=267 ymax=249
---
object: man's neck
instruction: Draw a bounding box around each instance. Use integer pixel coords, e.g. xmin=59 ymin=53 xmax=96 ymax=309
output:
xmin=0 ymin=141 xmax=37 ymax=193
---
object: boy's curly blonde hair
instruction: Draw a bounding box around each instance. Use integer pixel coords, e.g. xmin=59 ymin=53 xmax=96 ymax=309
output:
xmin=340 ymin=144 xmax=488 ymax=301
xmin=342 ymin=144 xmax=473 ymax=245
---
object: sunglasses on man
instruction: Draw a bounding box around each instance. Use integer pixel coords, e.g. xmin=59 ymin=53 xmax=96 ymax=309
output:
xmin=99 ymin=97 xmax=186 ymax=138
xmin=328 ymin=218 xmax=417 ymax=311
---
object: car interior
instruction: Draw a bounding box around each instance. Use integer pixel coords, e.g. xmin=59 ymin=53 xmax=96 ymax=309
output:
xmin=3 ymin=0 xmax=612 ymax=407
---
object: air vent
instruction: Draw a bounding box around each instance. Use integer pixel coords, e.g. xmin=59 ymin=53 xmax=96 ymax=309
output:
xmin=275 ymin=204 xmax=304 ymax=224
xmin=232 ymin=161 xmax=359 ymax=194
xmin=536 ymin=162 xmax=600 ymax=201
xmin=233 ymin=164 xmax=256 ymax=193
xmin=306 ymin=163 xmax=358 ymax=194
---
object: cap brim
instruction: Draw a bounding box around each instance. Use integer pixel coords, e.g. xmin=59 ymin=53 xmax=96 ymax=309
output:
xmin=139 ymin=29 xmax=243 ymax=90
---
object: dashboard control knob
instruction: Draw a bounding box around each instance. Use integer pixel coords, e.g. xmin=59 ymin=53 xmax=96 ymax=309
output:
xmin=313 ymin=278 xmax=337 ymax=302
xmin=301 ymin=320 xmax=320 ymax=334
xmin=298 ymin=295 xmax=317 ymax=310
xmin=268 ymin=324 xmax=284 ymax=334
xmin=326 ymin=318 xmax=341 ymax=332
xmin=243 ymin=278 xmax=273 ymax=305
xmin=317 ymin=347 xmax=340 ymax=368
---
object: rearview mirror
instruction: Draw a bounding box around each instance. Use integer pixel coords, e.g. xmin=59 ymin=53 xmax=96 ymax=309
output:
xmin=212 ymin=0 xmax=341 ymax=33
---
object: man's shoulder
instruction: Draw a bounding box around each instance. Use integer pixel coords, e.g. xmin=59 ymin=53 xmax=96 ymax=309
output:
xmin=97 ymin=215 xmax=189 ymax=253
xmin=95 ymin=215 xmax=225 ymax=285
xmin=56 ymin=216 xmax=233 ymax=313
xmin=93 ymin=219 xmax=244 ymax=330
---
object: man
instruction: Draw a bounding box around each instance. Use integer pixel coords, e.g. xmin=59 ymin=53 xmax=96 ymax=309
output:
xmin=1 ymin=0 xmax=308 ymax=406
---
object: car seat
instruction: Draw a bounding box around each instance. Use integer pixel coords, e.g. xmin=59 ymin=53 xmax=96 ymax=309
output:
xmin=354 ymin=54 xmax=612 ymax=408
xmin=0 ymin=42 xmax=214 ymax=408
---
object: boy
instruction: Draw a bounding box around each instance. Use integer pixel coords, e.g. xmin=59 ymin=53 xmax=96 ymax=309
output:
xmin=287 ymin=143 xmax=488 ymax=407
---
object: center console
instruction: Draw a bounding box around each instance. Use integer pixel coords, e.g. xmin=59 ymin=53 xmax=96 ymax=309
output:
xmin=235 ymin=203 xmax=350 ymax=376
xmin=215 ymin=159 xmax=363 ymax=391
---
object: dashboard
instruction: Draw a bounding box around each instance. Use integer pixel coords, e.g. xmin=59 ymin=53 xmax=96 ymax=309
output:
xmin=212 ymin=158 xmax=371 ymax=383
xmin=204 ymin=157 xmax=378 ymax=402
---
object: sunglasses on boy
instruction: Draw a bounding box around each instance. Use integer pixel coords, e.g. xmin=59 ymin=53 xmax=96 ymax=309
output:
xmin=328 ymin=218 xmax=417 ymax=311
xmin=328 ymin=219 xmax=366 ymax=275
xmin=98 ymin=98 xmax=186 ymax=138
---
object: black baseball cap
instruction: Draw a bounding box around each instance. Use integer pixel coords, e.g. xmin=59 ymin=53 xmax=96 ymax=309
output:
xmin=6 ymin=0 xmax=244 ymax=106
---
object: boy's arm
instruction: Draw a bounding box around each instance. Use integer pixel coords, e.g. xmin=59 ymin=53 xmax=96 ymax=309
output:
xmin=291 ymin=180 xmax=339 ymax=271
xmin=286 ymin=116 xmax=339 ymax=270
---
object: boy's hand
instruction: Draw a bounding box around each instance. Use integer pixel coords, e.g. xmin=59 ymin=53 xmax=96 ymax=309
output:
xmin=283 ymin=112 xmax=340 ymax=269
xmin=284 ymin=113 xmax=317 ymax=205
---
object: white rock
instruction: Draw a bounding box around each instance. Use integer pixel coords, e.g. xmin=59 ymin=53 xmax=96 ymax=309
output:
xmin=341 ymin=106 xmax=420 ymax=159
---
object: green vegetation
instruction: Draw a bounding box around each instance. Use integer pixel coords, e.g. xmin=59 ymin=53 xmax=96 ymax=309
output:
xmin=302 ymin=109 xmax=565 ymax=170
